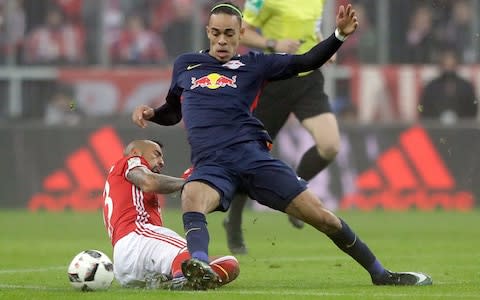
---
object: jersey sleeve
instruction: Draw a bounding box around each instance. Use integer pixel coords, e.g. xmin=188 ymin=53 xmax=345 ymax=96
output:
xmin=124 ymin=156 xmax=149 ymax=179
xmin=151 ymin=57 xmax=183 ymax=125
xmin=243 ymin=0 xmax=270 ymax=27
xmin=166 ymin=58 xmax=184 ymax=105
xmin=255 ymin=52 xmax=297 ymax=81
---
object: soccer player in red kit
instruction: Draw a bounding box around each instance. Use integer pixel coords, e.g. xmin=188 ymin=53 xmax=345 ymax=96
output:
xmin=102 ymin=139 xmax=239 ymax=290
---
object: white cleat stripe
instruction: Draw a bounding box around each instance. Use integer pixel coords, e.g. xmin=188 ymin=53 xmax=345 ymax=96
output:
xmin=403 ymin=272 xmax=428 ymax=283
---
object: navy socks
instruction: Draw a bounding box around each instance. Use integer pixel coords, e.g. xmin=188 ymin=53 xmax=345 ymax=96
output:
xmin=183 ymin=212 xmax=209 ymax=262
xmin=327 ymin=219 xmax=387 ymax=279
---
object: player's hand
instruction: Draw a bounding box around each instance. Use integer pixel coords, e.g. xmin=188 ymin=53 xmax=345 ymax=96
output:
xmin=132 ymin=104 xmax=155 ymax=128
xmin=275 ymin=39 xmax=301 ymax=54
xmin=336 ymin=4 xmax=358 ymax=36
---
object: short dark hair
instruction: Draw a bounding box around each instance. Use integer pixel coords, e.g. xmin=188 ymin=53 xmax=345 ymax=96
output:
xmin=210 ymin=1 xmax=243 ymax=23
xmin=151 ymin=140 xmax=164 ymax=149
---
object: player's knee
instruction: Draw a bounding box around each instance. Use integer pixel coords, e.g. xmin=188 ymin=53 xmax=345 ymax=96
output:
xmin=181 ymin=185 xmax=202 ymax=211
xmin=181 ymin=196 xmax=207 ymax=213
xmin=316 ymin=143 xmax=339 ymax=161
xmin=181 ymin=190 xmax=194 ymax=209
xmin=181 ymin=182 xmax=220 ymax=213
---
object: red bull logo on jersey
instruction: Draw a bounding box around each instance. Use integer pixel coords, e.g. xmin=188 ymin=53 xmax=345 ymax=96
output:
xmin=190 ymin=73 xmax=237 ymax=90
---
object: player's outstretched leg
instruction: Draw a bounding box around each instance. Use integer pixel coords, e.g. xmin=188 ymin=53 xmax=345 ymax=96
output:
xmin=286 ymin=189 xmax=432 ymax=286
xmin=181 ymin=210 xmax=221 ymax=289
xmin=327 ymin=219 xmax=432 ymax=286
xmin=223 ymin=193 xmax=248 ymax=254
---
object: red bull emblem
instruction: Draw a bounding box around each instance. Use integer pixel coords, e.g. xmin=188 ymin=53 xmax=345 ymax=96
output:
xmin=191 ymin=73 xmax=237 ymax=90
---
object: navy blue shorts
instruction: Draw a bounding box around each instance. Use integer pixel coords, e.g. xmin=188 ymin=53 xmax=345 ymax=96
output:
xmin=186 ymin=140 xmax=308 ymax=212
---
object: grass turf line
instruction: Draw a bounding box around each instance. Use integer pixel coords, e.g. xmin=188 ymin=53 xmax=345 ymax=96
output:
xmin=0 ymin=209 xmax=479 ymax=300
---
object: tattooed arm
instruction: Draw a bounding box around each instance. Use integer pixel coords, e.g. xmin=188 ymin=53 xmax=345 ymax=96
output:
xmin=126 ymin=167 xmax=184 ymax=194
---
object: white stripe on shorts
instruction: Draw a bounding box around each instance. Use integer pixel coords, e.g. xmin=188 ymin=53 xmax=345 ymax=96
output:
xmin=134 ymin=226 xmax=186 ymax=248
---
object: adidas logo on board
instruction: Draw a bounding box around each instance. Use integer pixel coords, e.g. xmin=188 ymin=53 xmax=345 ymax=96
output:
xmin=28 ymin=127 xmax=124 ymax=211
xmin=340 ymin=127 xmax=474 ymax=211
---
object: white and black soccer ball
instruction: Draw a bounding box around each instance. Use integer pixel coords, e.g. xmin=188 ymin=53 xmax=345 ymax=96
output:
xmin=67 ymin=250 xmax=114 ymax=291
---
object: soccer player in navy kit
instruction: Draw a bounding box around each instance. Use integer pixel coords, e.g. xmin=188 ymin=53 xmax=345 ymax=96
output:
xmin=132 ymin=2 xmax=432 ymax=289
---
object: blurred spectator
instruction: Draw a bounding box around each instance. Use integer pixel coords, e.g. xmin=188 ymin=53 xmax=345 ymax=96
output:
xmin=44 ymin=84 xmax=84 ymax=126
xmin=149 ymin=0 xmax=179 ymax=34
xmin=337 ymin=2 xmax=377 ymax=64
xmin=104 ymin=0 xmax=125 ymax=50
xmin=110 ymin=13 xmax=167 ymax=64
xmin=55 ymin=0 xmax=82 ymax=23
xmin=159 ymin=0 xmax=194 ymax=60
xmin=441 ymin=0 xmax=475 ymax=63
xmin=0 ymin=0 xmax=25 ymax=63
xmin=0 ymin=4 xmax=9 ymax=63
xmin=419 ymin=47 xmax=478 ymax=123
xmin=103 ymin=0 xmax=141 ymax=50
xmin=404 ymin=5 xmax=437 ymax=63
xmin=23 ymin=6 xmax=85 ymax=64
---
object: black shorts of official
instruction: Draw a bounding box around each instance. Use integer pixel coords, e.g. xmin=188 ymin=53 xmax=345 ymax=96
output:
xmin=254 ymin=69 xmax=331 ymax=139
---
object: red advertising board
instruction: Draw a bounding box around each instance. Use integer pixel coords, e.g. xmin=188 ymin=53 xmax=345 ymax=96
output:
xmin=58 ymin=65 xmax=480 ymax=122
xmin=58 ymin=68 xmax=172 ymax=115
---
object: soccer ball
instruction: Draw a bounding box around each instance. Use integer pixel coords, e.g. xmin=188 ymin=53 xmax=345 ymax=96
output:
xmin=67 ymin=250 xmax=114 ymax=291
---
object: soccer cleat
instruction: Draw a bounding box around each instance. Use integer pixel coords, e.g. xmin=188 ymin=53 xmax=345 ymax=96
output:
xmin=223 ymin=218 xmax=248 ymax=255
xmin=144 ymin=272 xmax=172 ymax=289
xmin=181 ymin=258 xmax=222 ymax=289
xmin=372 ymin=270 xmax=433 ymax=286
xmin=157 ymin=276 xmax=204 ymax=291
xmin=288 ymin=215 xmax=305 ymax=229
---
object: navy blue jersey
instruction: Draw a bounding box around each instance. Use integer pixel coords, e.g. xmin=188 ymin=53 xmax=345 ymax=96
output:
xmin=167 ymin=51 xmax=297 ymax=163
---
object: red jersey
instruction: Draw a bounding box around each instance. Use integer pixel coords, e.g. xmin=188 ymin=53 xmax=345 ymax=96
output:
xmin=103 ymin=155 xmax=163 ymax=246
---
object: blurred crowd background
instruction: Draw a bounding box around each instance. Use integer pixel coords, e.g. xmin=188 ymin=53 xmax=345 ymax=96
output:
xmin=1 ymin=0 xmax=479 ymax=212
xmin=0 ymin=0 xmax=479 ymax=125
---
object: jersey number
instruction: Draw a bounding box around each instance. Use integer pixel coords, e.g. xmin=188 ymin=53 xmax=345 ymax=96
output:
xmin=103 ymin=180 xmax=114 ymax=238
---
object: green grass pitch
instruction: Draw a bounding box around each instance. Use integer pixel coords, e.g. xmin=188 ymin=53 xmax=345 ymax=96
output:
xmin=0 ymin=209 xmax=479 ymax=299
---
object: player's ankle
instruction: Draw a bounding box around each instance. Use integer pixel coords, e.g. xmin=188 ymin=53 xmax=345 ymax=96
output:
xmin=368 ymin=260 xmax=387 ymax=279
